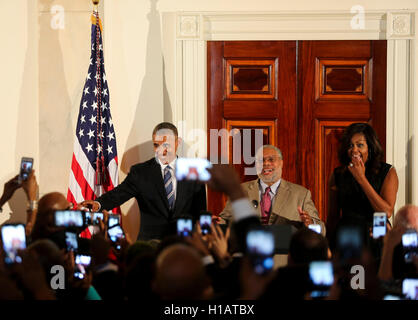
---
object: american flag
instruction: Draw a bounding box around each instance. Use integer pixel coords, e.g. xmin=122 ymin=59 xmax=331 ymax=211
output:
xmin=67 ymin=12 xmax=119 ymax=213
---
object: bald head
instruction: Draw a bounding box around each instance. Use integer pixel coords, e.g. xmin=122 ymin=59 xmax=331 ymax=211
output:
xmin=38 ymin=192 xmax=70 ymax=213
xmin=154 ymin=244 xmax=210 ymax=299
xmin=394 ymin=205 xmax=418 ymax=230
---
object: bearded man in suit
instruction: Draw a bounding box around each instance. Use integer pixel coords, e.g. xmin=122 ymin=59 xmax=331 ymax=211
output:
xmin=79 ymin=122 xmax=207 ymax=240
xmin=219 ymin=145 xmax=325 ymax=234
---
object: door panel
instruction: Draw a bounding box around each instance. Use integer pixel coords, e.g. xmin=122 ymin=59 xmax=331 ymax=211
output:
xmin=207 ymin=40 xmax=386 ymax=222
xmin=298 ymin=40 xmax=387 ymax=222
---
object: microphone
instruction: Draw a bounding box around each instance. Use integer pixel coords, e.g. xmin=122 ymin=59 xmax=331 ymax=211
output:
xmin=252 ymin=200 xmax=258 ymax=208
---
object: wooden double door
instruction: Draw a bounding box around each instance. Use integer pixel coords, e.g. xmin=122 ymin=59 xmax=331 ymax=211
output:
xmin=207 ymin=40 xmax=387 ymax=222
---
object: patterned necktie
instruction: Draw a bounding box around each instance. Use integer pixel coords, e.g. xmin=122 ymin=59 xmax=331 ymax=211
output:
xmin=260 ymin=186 xmax=272 ymax=225
xmin=164 ymin=166 xmax=175 ymax=210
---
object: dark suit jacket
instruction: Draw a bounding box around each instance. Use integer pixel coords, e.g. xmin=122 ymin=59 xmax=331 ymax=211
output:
xmin=96 ymin=158 xmax=207 ymax=240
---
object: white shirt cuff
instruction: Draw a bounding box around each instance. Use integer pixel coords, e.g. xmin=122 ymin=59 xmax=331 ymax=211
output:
xmin=231 ymin=198 xmax=258 ymax=222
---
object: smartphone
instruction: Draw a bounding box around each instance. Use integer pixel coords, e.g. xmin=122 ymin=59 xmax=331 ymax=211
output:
xmin=402 ymin=229 xmax=418 ymax=263
xmin=1 ymin=224 xmax=26 ymax=264
xmin=107 ymin=225 xmax=125 ymax=250
xmin=246 ymin=229 xmax=275 ymax=275
xmin=177 ymin=218 xmax=193 ymax=237
xmin=18 ymin=157 xmax=33 ymax=183
xmin=91 ymin=212 xmax=104 ymax=225
xmin=175 ymin=158 xmax=212 ymax=182
xmin=336 ymin=225 xmax=363 ymax=263
xmin=199 ymin=213 xmax=212 ymax=235
xmin=74 ymin=254 xmax=92 ymax=280
xmin=65 ymin=231 xmax=78 ymax=252
xmin=55 ymin=210 xmax=84 ymax=228
xmin=308 ymin=224 xmax=322 ymax=234
xmin=309 ymin=261 xmax=334 ymax=298
xmin=402 ymin=278 xmax=418 ymax=300
xmin=108 ymin=214 xmax=121 ymax=228
xmin=372 ymin=212 xmax=387 ymax=239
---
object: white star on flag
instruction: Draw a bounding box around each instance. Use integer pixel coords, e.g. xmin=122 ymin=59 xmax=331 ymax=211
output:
xmin=80 ymin=115 xmax=86 ymax=124
xmin=89 ymin=115 xmax=96 ymax=125
xmin=107 ymin=132 xmax=115 ymax=141
xmin=91 ymin=101 xmax=98 ymax=111
xmin=84 ymin=87 xmax=90 ymax=95
xmin=87 ymin=129 xmax=95 ymax=139
xmin=79 ymin=129 xmax=84 ymax=137
xmin=85 ymin=143 xmax=93 ymax=153
xmin=82 ymin=101 xmax=88 ymax=109
xmin=107 ymin=146 xmax=113 ymax=154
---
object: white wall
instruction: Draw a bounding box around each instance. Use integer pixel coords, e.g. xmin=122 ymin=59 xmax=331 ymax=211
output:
xmin=1 ymin=0 xmax=417 ymax=238
xmin=0 ymin=0 xmax=39 ymax=225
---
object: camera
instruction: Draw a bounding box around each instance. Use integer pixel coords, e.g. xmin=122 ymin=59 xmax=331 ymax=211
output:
xmin=107 ymin=225 xmax=125 ymax=250
xmin=308 ymin=224 xmax=321 ymax=234
xmin=74 ymin=254 xmax=92 ymax=280
xmin=85 ymin=212 xmax=104 ymax=226
xmin=246 ymin=228 xmax=275 ymax=275
xmin=55 ymin=210 xmax=84 ymax=228
xmin=402 ymin=229 xmax=418 ymax=263
xmin=336 ymin=225 xmax=363 ymax=264
xmin=372 ymin=212 xmax=387 ymax=239
xmin=177 ymin=218 xmax=193 ymax=237
xmin=175 ymin=158 xmax=212 ymax=182
xmin=65 ymin=231 xmax=78 ymax=252
xmin=18 ymin=157 xmax=33 ymax=183
xmin=308 ymin=261 xmax=334 ymax=298
xmin=1 ymin=224 xmax=26 ymax=264
xmin=402 ymin=278 xmax=418 ymax=300
xmin=108 ymin=213 xmax=121 ymax=228
xmin=199 ymin=213 xmax=212 ymax=235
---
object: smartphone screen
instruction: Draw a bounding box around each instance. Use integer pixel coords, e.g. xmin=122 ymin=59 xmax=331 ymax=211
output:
xmin=402 ymin=230 xmax=418 ymax=263
xmin=91 ymin=212 xmax=104 ymax=225
xmin=402 ymin=278 xmax=418 ymax=300
xmin=19 ymin=157 xmax=33 ymax=182
xmin=175 ymin=158 xmax=212 ymax=182
xmin=336 ymin=225 xmax=363 ymax=263
xmin=246 ymin=229 xmax=275 ymax=275
xmin=199 ymin=214 xmax=212 ymax=235
xmin=107 ymin=225 xmax=125 ymax=250
xmin=309 ymin=261 xmax=334 ymax=298
xmin=177 ymin=218 xmax=193 ymax=237
xmin=55 ymin=210 xmax=84 ymax=228
xmin=308 ymin=224 xmax=321 ymax=234
xmin=1 ymin=224 xmax=26 ymax=264
xmin=108 ymin=214 xmax=120 ymax=228
xmin=65 ymin=231 xmax=78 ymax=252
xmin=372 ymin=212 xmax=387 ymax=239
xmin=74 ymin=254 xmax=92 ymax=280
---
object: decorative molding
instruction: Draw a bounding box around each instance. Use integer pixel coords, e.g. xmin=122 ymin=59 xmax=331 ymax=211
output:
xmin=177 ymin=14 xmax=201 ymax=40
xmin=387 ymin=12 xmax=415 ymax=39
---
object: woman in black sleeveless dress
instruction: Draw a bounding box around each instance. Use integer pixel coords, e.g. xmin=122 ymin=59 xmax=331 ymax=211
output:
xmin=326 ymin=123 xmax=399 ymax=246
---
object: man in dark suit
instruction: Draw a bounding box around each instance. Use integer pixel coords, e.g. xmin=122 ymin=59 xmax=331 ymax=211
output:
xmin=78 ymin=122 xmax=207 ymax=240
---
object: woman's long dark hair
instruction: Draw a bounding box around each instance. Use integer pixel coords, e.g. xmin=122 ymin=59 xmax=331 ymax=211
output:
xmin=338 ymin=123 xmax=384 ymax=173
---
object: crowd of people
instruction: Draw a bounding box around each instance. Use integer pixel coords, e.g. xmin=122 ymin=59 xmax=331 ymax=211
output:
xmin=0 ymin=122 xmax=416 ymax=301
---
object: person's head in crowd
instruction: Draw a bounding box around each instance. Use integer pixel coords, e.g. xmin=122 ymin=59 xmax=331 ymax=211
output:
xmin=338 ymin=122 xmax=384 ymax=173
xmin=394 ymin=204 xmax=418 ymax=231
xmin=152 ymin=122 xmax=179 ymax=165
xmin=153 ymin=244 xmax=213 ymax=300
xmin=125 ymin=240 xmax=158 ymax=266
xmin=255 ymin=145 xmax=283 ymax=186
xmin=288 ymin=227 xmax=331 ymax=265
xmin=31 ymin=192 xmax=71 ymax=242
xmin=27 ymin=239 xmax=66 ymax=289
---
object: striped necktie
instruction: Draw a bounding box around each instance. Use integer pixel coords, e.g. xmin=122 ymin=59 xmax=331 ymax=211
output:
xmin=164 ymin=166 xmax=175 ymax=210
